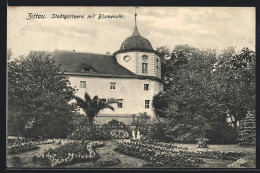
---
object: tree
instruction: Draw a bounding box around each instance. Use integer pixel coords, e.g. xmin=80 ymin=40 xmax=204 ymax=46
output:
xmin=213 ymin=47 xmax=255 ymax=131
xmin=8 ymin=51 xmax=75 ymax=138
xmin=74 ymin=92 xmax=118 ymax=124
xmin=153 ymin=48 xmax=229 ymax=144
xmin=157 ymin=45 xmax=199 ymax=88
xmin=152 ymin=46 xmax=255 ymax=144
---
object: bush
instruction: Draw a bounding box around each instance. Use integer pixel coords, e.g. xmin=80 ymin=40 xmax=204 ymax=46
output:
xmin=207 ymin=123 xmax=239 ymax=144
xmin=104 ymin=119 xmax=131 ymax=139
xmin=10 ymin=156 xmax=22 ymax=167
xmin=132 ymin=112 xmax=150 ymax=136
xmin=146 ymin=118 xmax=169 ymax=142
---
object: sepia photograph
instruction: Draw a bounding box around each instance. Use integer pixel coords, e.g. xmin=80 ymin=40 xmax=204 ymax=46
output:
xmin=7 ymin=6 xmax=256 ymax=169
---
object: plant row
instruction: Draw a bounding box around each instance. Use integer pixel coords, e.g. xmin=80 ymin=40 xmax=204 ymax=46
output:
xmin=131 ymin=140 xmax=245 ymax=160
xmin=33 ymin=141 xmax=104 ymax=167
xmin=8 ymin=143 xmax=40 ymax=154
xmin=114 ymin=141 xmax=203 ymax=167
xmin=67 ymin=125 xmax=130 ymax=140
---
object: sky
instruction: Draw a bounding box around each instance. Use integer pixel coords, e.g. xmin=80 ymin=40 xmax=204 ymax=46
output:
xmin=8 ymin=6 xmax=255 ymax=59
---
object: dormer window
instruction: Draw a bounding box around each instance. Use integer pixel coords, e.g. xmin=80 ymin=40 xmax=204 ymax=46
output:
xmin=83 ymin=67 xmax=91 ymax=71
xmin=122 ymin=43 xmax=125 ymax=50
xmin=79 ymin=65 xmax=95 ymax=72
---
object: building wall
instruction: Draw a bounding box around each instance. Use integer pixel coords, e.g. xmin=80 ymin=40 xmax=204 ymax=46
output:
xmin=116 ymin=51 xmax=161 ymax=79
xmin=68 ymin=75 xmax=163 ymax=122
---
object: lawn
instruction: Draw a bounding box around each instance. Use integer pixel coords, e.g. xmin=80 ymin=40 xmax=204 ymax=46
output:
xmin=7 ymin=139 xmax=255 ymax=168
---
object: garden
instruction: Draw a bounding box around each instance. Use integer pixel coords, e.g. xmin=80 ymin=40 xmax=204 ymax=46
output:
xmin=7 ymin=118 xmax=255 ymax=168
xmin=7 ymin=47 xmax=256 ymax=168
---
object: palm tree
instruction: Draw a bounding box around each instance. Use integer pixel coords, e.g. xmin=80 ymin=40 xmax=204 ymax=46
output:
xmin=74 ymin=92 xmax=118 ymax=124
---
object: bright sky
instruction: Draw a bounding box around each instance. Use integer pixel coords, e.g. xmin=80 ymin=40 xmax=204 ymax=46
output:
xmin=8 ymin=6 xmax=255 ymax=59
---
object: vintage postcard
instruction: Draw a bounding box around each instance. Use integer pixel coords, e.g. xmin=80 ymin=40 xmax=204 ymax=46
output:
xmin=7 ymin=6 xmax=256 ymax=169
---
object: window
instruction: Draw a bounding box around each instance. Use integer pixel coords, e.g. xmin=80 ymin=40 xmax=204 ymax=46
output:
xmin=118 ymin=99 xmax=123 ymax=108
xmin=80 ymin=81 xmax=86 ymax=88
xmin=142 ymin=63 xmax=148 ymax=74
xmin=110 ymin=82 xmax=116 ymax=89
xmin=145 ymin=100 xmax=150 ymax=109
xmin=144 ymin=84 xmax=149 ymax=90
xmin=142 ymin=55 xmax=148 ymax=61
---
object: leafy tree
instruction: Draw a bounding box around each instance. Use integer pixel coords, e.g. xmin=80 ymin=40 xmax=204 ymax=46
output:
xmin=74 ymin=92 xmax=117 ymax=124
xmin=157 ymin=45 xmax=199 ymax=88
xmin=8 ymin=52 xmax=75 ymax=138
xmin=213 ymin=47 xmax=255 ymax=131
xmin=152 ymin=46 xmax=255 ymax=144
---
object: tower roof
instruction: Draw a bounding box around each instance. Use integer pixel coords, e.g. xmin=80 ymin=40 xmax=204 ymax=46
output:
xmin=118 ymin=26 xmax=154 ymax=52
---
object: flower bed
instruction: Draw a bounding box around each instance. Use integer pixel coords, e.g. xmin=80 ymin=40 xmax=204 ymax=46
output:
xmin=138 ymin=140 xmax=245 ymax=160
xmin=114 ymin=140 xmax=203 ymax=167
xmin=35 ymin=139 xmax=56 ymax=145
xmin=115 ymin=140 xmax=246 ymax=167
xmin=67 ymin=126 xmax=111 ymax=140
xmin=8 ymin=142 xmax=40 ymax=154
xmin=110 ymin=129 xmax=129 ymax=139
xmin=34 ymin=141 xmax=104 ymax=167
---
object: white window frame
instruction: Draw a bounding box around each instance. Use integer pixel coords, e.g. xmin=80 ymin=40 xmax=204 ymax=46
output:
xmin=142 ymin=63 xmax=148 ymax=74
xmin=144 ymin=84 xmax=149 ymax=91
xmin=80 ymin=81 xmax=86 ymax=88
xmin=118 ymin=99 xmax=123 ymax=108
xmin=145 ymin=100 xmax=150 ymax=109
xmin=110 ymin=82 xmax=116 ymax=89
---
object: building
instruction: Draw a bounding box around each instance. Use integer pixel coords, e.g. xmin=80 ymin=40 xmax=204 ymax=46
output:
xmin=52 ymin=13 xmax=164 ymax=124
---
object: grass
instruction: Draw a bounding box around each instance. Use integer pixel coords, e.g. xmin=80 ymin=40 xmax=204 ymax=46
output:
xmin=7 ymin=140 xmax=256 ymax=168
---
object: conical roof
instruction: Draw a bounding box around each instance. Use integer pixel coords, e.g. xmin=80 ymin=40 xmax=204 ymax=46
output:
xmin=118 ymin=26 xmax=154 ymax=51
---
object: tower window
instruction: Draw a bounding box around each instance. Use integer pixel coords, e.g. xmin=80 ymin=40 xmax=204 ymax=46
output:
xmin=80 ymin=81 xmax=86 ymax=88
xmin=145 ymin=100 xmax=150 ymax=109
xmin=144 ymin=84 xmax=149 ymax=90
xmin=142 ymin=55 xmax=148 ymax=61
xmin=110 ymin=82 xmax=116 ymax=89
xmin=118 ymin=99 xmax=123 ymax=108
xmin=142 ymin=63 xmax=148 ymax=74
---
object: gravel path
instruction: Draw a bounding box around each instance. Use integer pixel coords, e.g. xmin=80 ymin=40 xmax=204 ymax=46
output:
xmin=65 ymin=140 xmax=147 ymax=168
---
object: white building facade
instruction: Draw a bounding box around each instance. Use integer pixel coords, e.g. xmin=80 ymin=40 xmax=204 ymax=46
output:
xmin=53 ymin=20 xmax=164 ymax=124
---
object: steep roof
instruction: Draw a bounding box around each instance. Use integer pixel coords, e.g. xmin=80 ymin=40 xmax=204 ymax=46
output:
xmin=52 ymin=50 xmax=136 ymax=76
xmin=118 ymin=26 xmax=153 ymax=52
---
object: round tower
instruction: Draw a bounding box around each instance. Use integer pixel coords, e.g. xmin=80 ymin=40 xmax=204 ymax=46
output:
xmin=113 ymin=11 xmax=162 ymax=79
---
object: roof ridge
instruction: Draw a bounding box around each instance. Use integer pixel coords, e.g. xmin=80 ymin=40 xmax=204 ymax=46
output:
xmin=54 ymin=49 xmax=114 ymax=57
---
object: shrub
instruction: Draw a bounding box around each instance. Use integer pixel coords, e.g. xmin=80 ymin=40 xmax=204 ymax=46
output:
xmin=146 ymin=118 xmax=169 ymax=142
xmin=10 ymin=156 xmax=22 ymax=167
xmin=104 ymin=119 xmax=131 ymax=139
xmin=132 ymin=112 xmax=151 ymax=136
xmin=207 ymin=123 xmax=238 ymax=144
